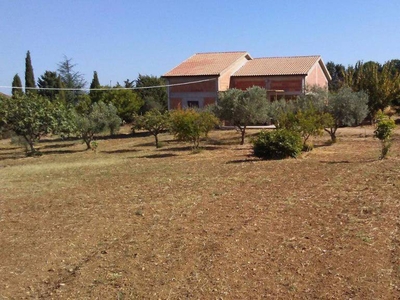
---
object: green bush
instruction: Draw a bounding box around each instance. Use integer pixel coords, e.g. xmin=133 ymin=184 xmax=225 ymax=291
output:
xmin=252 ymin=129 xmax=303 ymax=160
xmin=374 ymin=111 xmax=396 ymax=159
xmin=169 ymin=109 xmax=219 ymax=149
xmin=277 ymin=104 xmax=333 ymax=148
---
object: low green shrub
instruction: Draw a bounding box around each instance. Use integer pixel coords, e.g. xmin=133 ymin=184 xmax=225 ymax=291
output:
xmin=374 ymin=111 xmax=396 ymax=159
xmin=252 ymin=129 xmax=303 ymax=160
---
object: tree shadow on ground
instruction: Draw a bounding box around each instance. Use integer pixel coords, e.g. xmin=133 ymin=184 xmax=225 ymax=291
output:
xmin=41 ymin=142 xmax=77 ymax=149
xmin=139 ymin=153 xmax=178 ymax=159
xmin=40 ymin=136 xmax=80 ymax=143
xmin=206 ymin=138 xmax=240 ymax=146
xmin=319 ymin=159 xmax=377 ymax=164
xmin=0 ymin=153 xmax=26 ymax=161
xmin=102 ymin=149 xmax=139 ymax=154
xmin=135 ymin=141 xmax=158 ymax=147
xmin=159 ymin=145 xmax=221 ymax=152
xmin=0 ymin=145 xmax=21 ymax=151
xmin=98 ymin=133 xmax=136 ymax=140
xmin=40 ymin=149 xmax=87 ymax=155
xmin=226 ymin=158 xmax=261 ymax=164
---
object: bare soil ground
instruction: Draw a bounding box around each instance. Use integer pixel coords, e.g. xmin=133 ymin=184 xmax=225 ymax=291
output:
xmin=1 ymin=126 xmax=400 ymax=299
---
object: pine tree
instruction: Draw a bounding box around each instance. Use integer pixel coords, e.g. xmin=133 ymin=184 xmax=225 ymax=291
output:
xmin=25 ymin=51 xmax=36 ymax=93
xmin=57 ymin=55 xmax=86 ymax=104
xmin=38 ymin=71 xmax=59 ymax=101
xmin=12 ymin=74 xmax=23 ymax=97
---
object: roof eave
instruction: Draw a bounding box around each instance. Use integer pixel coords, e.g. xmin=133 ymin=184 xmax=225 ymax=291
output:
xmin=232 ymin=73 xmax=308 ymax=77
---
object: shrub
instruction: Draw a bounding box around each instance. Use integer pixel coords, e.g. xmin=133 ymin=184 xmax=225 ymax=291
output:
xmin=169 ymin=109 xmax=219 ymax=149
xmin=252 ymin=129 xmax=303 ymax=160
xmin=278 ymin=105 xmax=333 ymax=149
xmin=132 ymin=109 xmax=170 ymax=148
xmin=73 ymin=101 xmax=122 ymax=150
xmin=374 ymin=111 xmax=396 ymax=159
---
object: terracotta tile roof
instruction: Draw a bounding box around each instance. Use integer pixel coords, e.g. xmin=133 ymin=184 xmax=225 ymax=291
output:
xmin=232 ymin=55 xmax=321 ymax=76
xmin=164 ymin=52 xmax=251 ymax=76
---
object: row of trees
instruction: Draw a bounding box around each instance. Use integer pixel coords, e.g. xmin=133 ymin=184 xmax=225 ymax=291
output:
xmin=214 ymin=86 xmax=369 ymax=145
xmin=11 ymin=51 xmax=168 ymax=122
xmin=0 ymin=94 xmax=122 ymax=154
xmin=0 ymin=84 xmax=395 ymax=158
xmin=326 ymin=60 xmax=400 ymax=118
xmin=131 ymin=85 xmax=371 ymax=150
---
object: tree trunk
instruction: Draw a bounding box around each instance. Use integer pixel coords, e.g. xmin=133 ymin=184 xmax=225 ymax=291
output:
xmin=324 ymin=127 xmax=337 ymax=143
xmin=84 ymin=138 xmax=91 ymax=150
xmin=155 ymin=134 xmax=159 ymax=148
xmin=240 ymin=126 xmax=246 ymax=145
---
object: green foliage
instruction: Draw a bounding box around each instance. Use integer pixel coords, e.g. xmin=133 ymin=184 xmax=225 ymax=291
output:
xmin=89 ymin=71 xmax=102 ymax=104
xmin=37 ymin=71 xmax=65 ymax=102
xmin=326 ymin=62 xmax=346 ymax=92
xmin=0 ymin=96 xmax=8 ymax=138
xmin=101 ymin=89 xmax=144 ymax=123
xmin=343 ymin=60 xmax=400 ymax=117
xmin=133 ymin=109 xmax=170 ymax=148
xmin=1 ymin=94 xmax=70 ymax=154
xmin=12 ymin=74 xmax=23 ymax=97
xmin=170 ymin=109 xmax=219 ymax=149
xmin=57 ymin=55 xmax=86 ymax=105
xmin=252 ymin=129 xmax=303 ymax=160
xmin=215 ymin=86 xmax=269 ymax=145
xmin=374 ymin=111 xmax=396 ymax=159
xmin=136 ymin=74 xmax=168 ymax=113
xmin=278 ymin=102 xmax=333 ymax=148
xmin=25 ymin=51 xmax=36 ymax=93
xmin=73 ymin=101 xmax=122 ymax=149
xmin=75 ymin=94 xmax=92 ymax=115
xmin=324 ymin=87 xmax=369 ymax=142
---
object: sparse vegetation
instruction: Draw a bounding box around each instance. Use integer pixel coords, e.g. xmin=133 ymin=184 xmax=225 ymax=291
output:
xmin=374 ymin=111 xmax=396 ymax=159
xmin=0 ymin=125 xmax=399 ymax=299
xmin=0 ymin=126 xmax=399 ymax=299
xmin=169 ymin=108 xmax=219 ymax=149
xmin=252 ymin=129 xmax=303 ymax=159
xmin=132 ymin=109 xmax=170 ymax=148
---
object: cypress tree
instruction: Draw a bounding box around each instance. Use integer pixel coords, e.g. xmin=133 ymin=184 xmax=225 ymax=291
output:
xmin=12 ymin=74 xmax=23 ymax=97
xmin=89 ymin=71 xmax=102 ymax=103
xmin=25 ymin=51 xmax=36 ymax=93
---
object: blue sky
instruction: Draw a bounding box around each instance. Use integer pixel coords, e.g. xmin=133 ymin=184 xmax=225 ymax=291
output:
xmin=1 ymin=0 xmax=399 ymax=95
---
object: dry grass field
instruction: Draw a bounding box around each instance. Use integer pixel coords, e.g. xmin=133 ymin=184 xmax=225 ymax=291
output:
xmin=1 ymin=125 xmax=400 ymax=299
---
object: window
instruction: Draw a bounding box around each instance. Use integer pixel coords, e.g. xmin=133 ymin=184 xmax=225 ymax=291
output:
xmin=187 ymin=101 xmax=199 ymax=108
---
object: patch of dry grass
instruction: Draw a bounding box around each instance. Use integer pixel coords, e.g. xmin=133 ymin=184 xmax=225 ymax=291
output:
xmin=0 ymin=126 xmax=400 ymax=299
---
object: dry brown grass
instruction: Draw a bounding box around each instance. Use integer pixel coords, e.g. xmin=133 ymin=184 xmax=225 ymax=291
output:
xmin=1 ymin=126 xmax=400 ymax=299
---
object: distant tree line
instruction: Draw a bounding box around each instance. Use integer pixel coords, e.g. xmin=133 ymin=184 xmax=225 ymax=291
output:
xmin=1 ymin=51 xmax=398 ymax=159
xmin=10 ymin=51 xmax=168 ymax=121
xmin=326 ymin=59 xmax=400 ymax=119
xmin=1 ymin=50 xmax=168 ymax=154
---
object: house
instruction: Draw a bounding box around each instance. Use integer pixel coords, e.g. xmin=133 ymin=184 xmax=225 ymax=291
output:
xmin=163 ymin=52 xmax=331 ymax=109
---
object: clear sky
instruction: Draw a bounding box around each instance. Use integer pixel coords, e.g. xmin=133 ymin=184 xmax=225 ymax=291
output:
xmin=1 ymin=0 xmax=399 ymax=95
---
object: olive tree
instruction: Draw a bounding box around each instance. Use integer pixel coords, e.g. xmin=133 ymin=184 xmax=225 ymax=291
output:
xmin=74 ymin=101 xmax=122 ymax=149
xmin=324 ymin=87 xmax=369 ymax=142
xmin=132 ymin=109 xmax=170 ymax=148
xmin=215 ymin=86 xmax=269 ymax=145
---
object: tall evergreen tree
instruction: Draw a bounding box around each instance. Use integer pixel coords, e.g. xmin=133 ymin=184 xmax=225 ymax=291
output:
xmin=12 ymin=74 xmax=23 ymax=97
xmin=57 ymin=55 xmax=86 ymax=105
xmin=89 ymin=71 xmax=102 ymax=103
xmin=25 ymin=51 xmax=36 ymax=93
xmin=136 ymin=74 xmax=168 ymax=112
xmin=37 ymin=71 xmax=62 ymax=101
